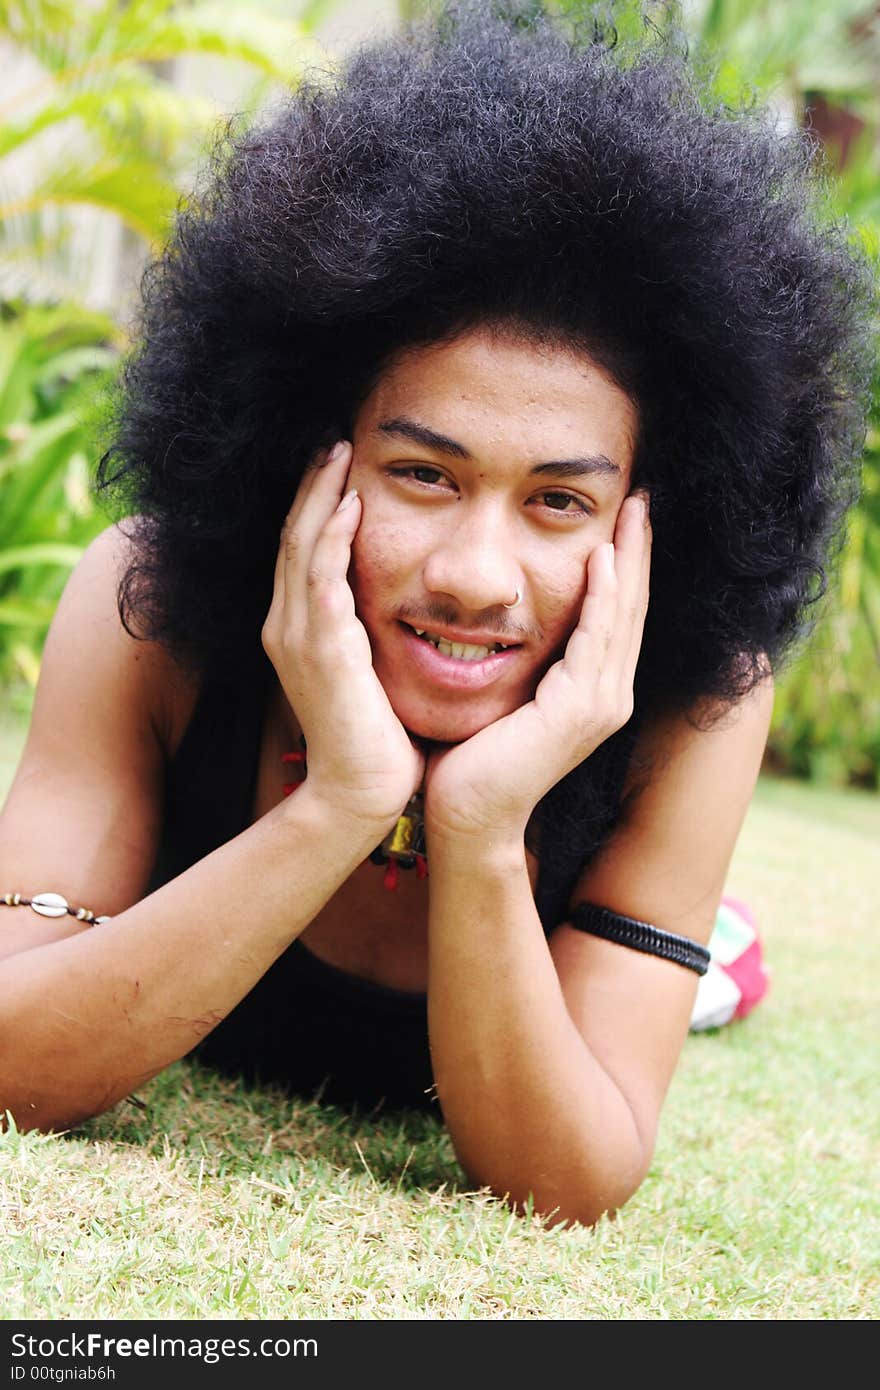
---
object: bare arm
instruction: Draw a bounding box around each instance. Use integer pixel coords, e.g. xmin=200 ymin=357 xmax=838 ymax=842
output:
xmin=0 ymin=448 xmax=422 ymax=1133
xmin=421 ymin=491 xmax=772 ymax=1224
xmin=0 ymin=789 xmax=384 ymax=1134
xmin=0 ymin=527 xmax=389 ymax=1132
xmin=426 ymin=677 xmax=773 ymax=1227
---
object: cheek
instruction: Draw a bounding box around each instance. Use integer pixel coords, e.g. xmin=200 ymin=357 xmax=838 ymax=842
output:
xmin=349 ymin=504 xmax=420 ymax=610
xmin=534 ymin=550 xmax=590 ymax=644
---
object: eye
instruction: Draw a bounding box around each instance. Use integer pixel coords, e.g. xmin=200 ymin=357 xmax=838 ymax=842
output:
xmin=389 ymin=465 xmax=454 ymax=489
xmin=533 ymin=490 xmax=593 ymax=516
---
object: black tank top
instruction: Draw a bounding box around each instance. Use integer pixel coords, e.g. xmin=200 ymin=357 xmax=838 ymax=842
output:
xmin=147 ymin=656 xmax=567 ymax=1112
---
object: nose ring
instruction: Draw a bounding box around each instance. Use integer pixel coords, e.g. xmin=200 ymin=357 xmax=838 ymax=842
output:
xmin=502 ymin=587 xmax=522 ymax=610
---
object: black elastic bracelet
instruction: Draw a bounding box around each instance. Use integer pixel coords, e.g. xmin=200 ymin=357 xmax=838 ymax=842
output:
xmin=569 ymin=902 xmax=710 ymax=976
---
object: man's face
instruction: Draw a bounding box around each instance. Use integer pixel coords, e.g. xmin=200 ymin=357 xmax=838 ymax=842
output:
xmin=347 ymin=326 xmax=637 ymax=743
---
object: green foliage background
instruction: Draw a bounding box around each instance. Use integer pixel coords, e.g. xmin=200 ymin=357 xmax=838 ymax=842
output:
xmin=1 ymin=0 xmax=878 ymax=786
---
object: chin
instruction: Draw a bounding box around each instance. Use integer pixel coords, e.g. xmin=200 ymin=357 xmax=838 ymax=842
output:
xmin=391 ymin=693 xmax=516 ymax=746
xmin=404 ymin=716 xmax=485 ymax=746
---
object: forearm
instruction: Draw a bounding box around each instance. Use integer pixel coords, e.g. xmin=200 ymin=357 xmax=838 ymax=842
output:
xmin=427 ymin=835 xmax=650 ymax=1226
xmin=0 ymin=788 xmax=379 ymax=1132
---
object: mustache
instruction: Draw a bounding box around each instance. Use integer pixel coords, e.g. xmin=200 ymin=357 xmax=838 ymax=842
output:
xmin=394 ymin=605 xmax=539 ymax=644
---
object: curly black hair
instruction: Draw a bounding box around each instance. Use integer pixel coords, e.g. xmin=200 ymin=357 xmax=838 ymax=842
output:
xmin=96 ymin=0 xmax=875 ymax=905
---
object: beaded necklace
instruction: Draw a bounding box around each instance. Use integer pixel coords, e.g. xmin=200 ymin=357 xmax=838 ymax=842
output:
xmin=281 ymin=743 xmax=427 ymax=890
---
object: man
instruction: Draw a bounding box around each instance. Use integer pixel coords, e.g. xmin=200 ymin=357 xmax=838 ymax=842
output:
xmin=0 ymin=2 xmax=871 ymax=1224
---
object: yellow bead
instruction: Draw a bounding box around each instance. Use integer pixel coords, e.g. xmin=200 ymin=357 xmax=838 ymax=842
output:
xmin=386 ymin=814 xmax=417 ymax=856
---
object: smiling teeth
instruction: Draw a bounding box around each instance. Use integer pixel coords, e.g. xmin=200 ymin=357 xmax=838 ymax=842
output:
xmin=412 ymin=628 xmax=508 ymax=661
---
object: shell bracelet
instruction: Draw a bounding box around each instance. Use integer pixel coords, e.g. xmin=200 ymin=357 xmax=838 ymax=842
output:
xmin=1 ymin=891 xmax=111 ymax=924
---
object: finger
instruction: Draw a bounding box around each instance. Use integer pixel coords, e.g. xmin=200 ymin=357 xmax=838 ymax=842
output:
xmin=618 ymin=493 xmax=652 ymax=683
xmin=601 ymin=493 xmax=650 ymax=671
xmin=303 ymin=488 xmax=366 ymax=638
xmin=558 ymin=540 xmax=618 ymax=681
xmin=282 ymin=440 xmax=341 ymax=533
xmin=269 ymin=449 xmax=331 ymax=604
xmin=303 ymin=490 xmax=384 ymax=690
xmin=279 ymin=441 xmax=353 ymax=607
xmin=613 ymin=492 xmax=649 ymax=590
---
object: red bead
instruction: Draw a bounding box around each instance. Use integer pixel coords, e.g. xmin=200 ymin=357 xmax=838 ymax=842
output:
xmin=415 ymin=854 xmax=428 ymax=879
xmin=383 ymin=860 xmax=399 ymax=891
xmin=281 ymin=751 xmax=306 ymax=764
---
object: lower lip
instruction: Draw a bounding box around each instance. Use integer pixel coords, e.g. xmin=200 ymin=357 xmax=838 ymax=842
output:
xmin=398 ymin=623 xmax=521 ymax=691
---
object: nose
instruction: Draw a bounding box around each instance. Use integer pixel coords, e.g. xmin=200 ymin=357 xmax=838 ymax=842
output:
xmin=422 ymin=500 xmax=521 ymax=614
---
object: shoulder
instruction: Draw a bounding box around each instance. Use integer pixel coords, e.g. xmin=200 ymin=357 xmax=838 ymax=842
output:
xmin=0 ymin=522 xmax=204 ymax=930
xmin=63 ymin=521 xmax=204 ymax=761
xmin=621 ymin=669 xmax=775 ymax=813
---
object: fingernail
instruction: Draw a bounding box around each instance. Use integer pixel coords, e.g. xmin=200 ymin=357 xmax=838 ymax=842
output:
xmin=327 ymin=440 xmax=349 ymax=464
xmin=336 ymin=487 xmax=358 ymax=512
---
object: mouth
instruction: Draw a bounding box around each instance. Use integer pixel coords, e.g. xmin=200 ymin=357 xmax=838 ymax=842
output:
xmin=396 ymin=621 xmax=522 ymax=693
xmin=405 ymin=624 xmax=517 ymax=662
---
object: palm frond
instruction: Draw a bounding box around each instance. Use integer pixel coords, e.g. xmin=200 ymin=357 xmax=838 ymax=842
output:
xmin=0 ymin=0 xmax=337 ymax=309
xmin=0 ymin=595 xmax=57 ymax=627
xmin=1 ymin=158 xmax=181 ymax=243
xmin=0 ymin=540 xmax=83 ymax=574
xmin=109 ymin=4 xmax=325 ymax=83
xmin=0 ymin=0 xmax=79 ymax=73
xmin=0 ymin=76 xmax=216 ymax=165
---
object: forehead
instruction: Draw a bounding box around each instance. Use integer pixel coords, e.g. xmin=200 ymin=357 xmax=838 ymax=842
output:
xmin=357 ymin=327 xmax=638 ymax=479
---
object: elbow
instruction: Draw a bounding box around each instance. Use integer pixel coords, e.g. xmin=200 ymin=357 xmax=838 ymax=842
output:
xmin=1 ymin=1084 xmax=121 ymax=1136
xmin=522 ymin=1171 xmax=649 ymax=1230
xmin=542 ymin=1178 xmax=644 ymax=1230
xmin=467 ymin=1144 xmax=654 ymax=1231
xmin=479 ymin=1176 xmax=645 ymax=1230
xmin=443 ymin=1070 xmax=659 ymax=1228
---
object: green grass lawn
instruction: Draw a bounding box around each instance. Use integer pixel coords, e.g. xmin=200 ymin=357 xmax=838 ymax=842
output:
xmin=1 ymin=710 xmax=878 ymax=1319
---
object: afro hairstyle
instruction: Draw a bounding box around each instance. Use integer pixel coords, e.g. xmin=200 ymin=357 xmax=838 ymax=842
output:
xmin=96 ymin=0 xmax=875 ymax=901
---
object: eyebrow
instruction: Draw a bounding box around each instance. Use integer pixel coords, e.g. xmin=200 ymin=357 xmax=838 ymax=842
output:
xmin=376 ymin=415 xmax=621 ymax=478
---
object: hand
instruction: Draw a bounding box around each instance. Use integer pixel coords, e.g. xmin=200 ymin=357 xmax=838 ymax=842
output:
xmin=423 ymin=492 xmax=651 ymax=846
xmin=261 ymin=442 xmax=425 ymax=833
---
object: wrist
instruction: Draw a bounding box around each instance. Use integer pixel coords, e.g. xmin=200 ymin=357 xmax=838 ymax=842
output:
xmin=425 ymin=820 xmax=528 ymax=877
xmin=277 ymin=782 xmax=391 ymax=866
xmin=423 ymin=778 xmax=532 ymax=858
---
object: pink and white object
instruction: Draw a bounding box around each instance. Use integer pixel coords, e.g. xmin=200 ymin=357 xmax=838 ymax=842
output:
xmin=689 ymin=896 xmax=770 ymax=1031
